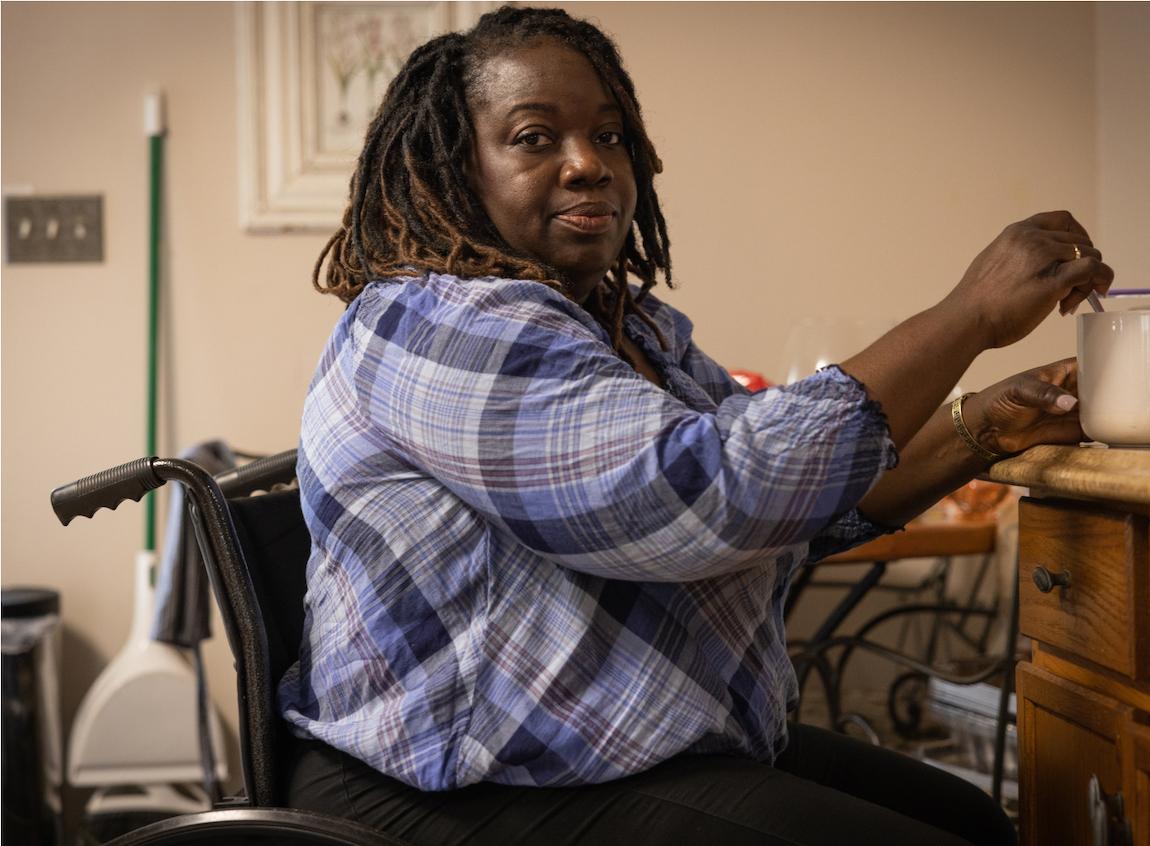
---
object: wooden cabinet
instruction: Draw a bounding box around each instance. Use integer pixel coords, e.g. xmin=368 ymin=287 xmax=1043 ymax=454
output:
xmin=1016 ymin=662 xmax=1133 ymax=845
xmin=990 ymin=448 xmax=1150 ymax=846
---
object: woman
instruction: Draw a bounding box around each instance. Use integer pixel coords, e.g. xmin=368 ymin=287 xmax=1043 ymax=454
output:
xmin=281 ymin=7 xmax=1111 ymax=845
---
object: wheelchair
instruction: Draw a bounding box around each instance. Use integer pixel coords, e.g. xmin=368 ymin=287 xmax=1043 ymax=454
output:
xmin=52 ymin=451 xmax=406 ymax=845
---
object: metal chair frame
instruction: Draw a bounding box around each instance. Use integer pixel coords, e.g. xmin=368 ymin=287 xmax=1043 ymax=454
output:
xmin=785 ymin=550 xmax=1019 ymax=804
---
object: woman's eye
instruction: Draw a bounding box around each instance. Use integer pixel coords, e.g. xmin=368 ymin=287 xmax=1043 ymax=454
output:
xmin=597 ymin=131 xmax=625 ymax=145
xmin=514 ymin=131 xmax=550 ymax=147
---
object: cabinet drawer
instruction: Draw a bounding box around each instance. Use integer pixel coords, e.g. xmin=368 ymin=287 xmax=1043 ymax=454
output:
xmin=1018 ymin=498 xmax=1149 ymax=679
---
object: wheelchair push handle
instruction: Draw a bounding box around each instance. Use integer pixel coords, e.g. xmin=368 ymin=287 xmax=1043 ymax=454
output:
xmin=50 ymin=456 xmax=164 ymax=526
xmin=215 ymin=449 xmax=298 ymax=497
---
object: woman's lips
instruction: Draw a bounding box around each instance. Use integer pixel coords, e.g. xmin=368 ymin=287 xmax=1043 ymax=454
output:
xmin=554 ymin=212 xmax=616 ymax=234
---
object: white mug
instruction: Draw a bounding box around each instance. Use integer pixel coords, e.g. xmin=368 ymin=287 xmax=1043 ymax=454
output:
xmin=1077 ymin=309 xmax=1150 ymax=447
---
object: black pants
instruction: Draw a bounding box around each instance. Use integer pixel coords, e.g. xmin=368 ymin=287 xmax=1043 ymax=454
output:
xmin=286 ymin=724 xmax=1017 ymax=846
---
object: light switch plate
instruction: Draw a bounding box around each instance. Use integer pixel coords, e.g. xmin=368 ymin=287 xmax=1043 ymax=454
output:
xmin=5 ymin=195 xmax=104 ymax=263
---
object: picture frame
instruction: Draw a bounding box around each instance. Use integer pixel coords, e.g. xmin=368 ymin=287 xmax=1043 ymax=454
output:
xmin=236 ymin=1 xmax=495 ymax=232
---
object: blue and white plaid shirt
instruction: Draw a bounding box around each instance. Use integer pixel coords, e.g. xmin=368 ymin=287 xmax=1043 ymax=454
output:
xmin=280 ymin=273 xmax=898 ymax=790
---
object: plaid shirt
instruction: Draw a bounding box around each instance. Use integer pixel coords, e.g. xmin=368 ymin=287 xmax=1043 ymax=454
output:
xmin=279 ymin=273 xmax=897 ymax=790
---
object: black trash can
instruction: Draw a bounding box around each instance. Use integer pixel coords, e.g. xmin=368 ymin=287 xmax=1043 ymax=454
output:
xmin=2 ymin=587 xmax=63 ymax=846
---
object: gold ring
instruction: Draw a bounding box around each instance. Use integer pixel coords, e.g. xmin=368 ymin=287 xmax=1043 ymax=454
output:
xmin=1073 ymin=244 xmax=1082 ymax=260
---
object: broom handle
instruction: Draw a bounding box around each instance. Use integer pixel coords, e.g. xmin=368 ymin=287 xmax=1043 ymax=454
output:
xmin=144 ymin=93 xmax=165 ymax=553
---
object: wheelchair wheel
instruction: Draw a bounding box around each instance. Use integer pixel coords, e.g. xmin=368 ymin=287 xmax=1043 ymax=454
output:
xmin=107 ymin=808 xmax=403 ymax=846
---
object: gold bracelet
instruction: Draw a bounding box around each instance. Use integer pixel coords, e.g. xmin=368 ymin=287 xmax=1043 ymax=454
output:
xmin=950 ymin=392 xmax=1003 ymax=463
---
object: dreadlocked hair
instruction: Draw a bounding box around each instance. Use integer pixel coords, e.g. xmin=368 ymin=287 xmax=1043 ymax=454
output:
xmin=314 ymin=5 xmax=672 ymax=354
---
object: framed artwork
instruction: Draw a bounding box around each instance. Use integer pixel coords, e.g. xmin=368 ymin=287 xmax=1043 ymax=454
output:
xmin=237 ymin=2 xmax=495 ymax=232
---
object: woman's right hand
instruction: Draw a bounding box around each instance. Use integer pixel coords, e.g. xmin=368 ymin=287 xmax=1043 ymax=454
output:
xmin=945 ymin=210 xmax=1114 ymax=350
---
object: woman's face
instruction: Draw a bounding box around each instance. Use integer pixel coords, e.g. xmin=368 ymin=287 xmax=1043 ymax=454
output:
xmin=467 ymin=39 xmax=637 ymax=303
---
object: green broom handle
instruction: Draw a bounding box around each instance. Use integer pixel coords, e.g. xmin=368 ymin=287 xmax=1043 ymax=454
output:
xmin=145 ymin=95 xmax=165 ymax=554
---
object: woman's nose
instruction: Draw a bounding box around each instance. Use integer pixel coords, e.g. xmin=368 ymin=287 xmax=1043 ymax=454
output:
xmin=560 ymin=139 xmax=611 ymax=187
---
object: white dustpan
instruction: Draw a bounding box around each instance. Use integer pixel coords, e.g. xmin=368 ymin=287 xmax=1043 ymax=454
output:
xmin=68 ymin=551 xmax=227 ymax=787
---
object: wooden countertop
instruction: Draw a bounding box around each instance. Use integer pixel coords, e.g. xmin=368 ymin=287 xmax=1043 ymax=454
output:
xmin=984 ymin=444 xmax=1150 ymax=505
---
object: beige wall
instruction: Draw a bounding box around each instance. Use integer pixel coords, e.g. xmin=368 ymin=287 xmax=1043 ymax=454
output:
xmin=3 ymin=0 xmax=1146 ymax=797
xmin=573 ymin=0 xmax=1104 ymax=385
xmin=1096 ymin=2 xmax=1150 ymax=279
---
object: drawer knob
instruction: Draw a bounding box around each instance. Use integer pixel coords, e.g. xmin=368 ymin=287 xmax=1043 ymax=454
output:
xmin=1033 ymin=566 xmax=1071 ymax=593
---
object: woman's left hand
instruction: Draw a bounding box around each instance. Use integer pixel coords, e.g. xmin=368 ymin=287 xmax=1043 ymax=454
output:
xmin=963 ymin=358 xmax=1083 ymax=457
xmin=859 ymin=358 xmax=1082 ymax=526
